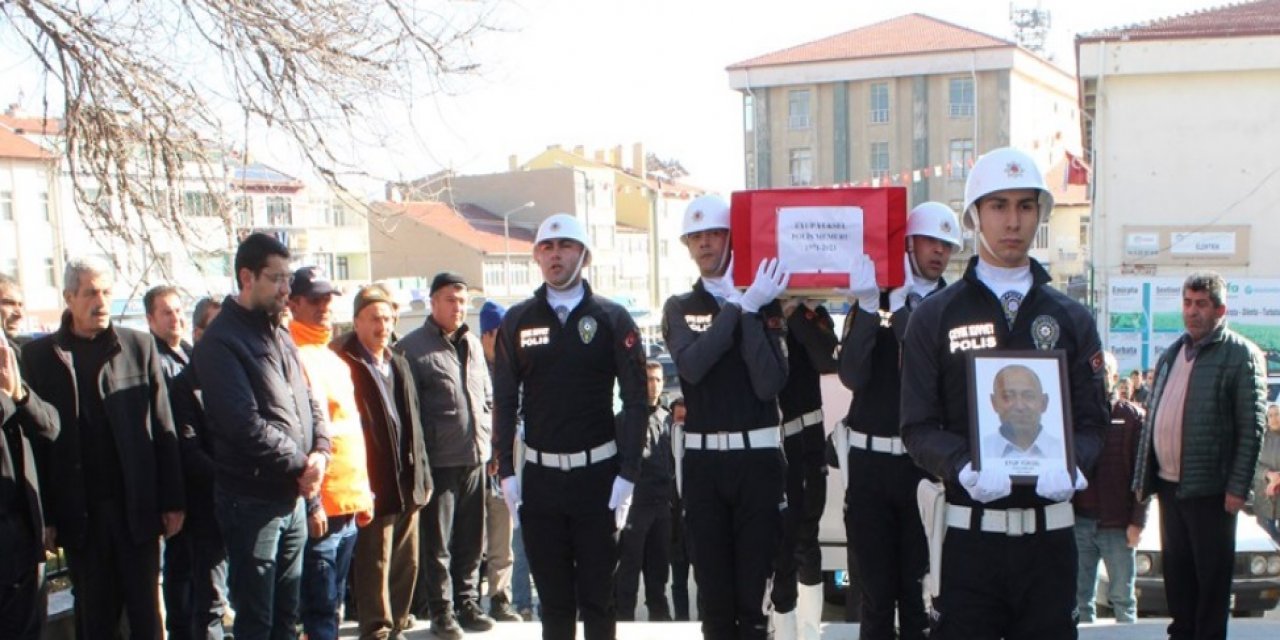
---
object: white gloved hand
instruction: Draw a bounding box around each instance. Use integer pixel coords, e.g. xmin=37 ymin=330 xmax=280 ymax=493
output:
xmin=608 ymin=477 xmax=635 ymax=530
xmin=958 ymin=462 xmax=1012 ymax=504
xmin=738 ymin=258 xmax=790 ymax=314
xmin=1035 ymin=467 xmax=1089 ymax=503
xmin=888 ymin=283 xmax=913 ymax=313
xmin=501 ymin=476 xmax=521 ymax=529
xmin=845 ymin=254 xmax=879 ymax=313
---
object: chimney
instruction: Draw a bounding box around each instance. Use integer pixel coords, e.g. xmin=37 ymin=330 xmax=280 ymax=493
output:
xmin=610 ymin=145 xmax=623 ymax=168
xmin=632 ymin=143 xmax=646 ymax=179
xmin=573 ymin=145 xmax=585 ymax=157
xmin=508 ymin=154 xmax=519 ymax=171
xmin=594 ymin=149 xmax=606 ymax=163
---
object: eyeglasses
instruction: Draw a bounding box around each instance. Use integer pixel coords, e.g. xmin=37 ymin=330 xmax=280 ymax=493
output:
xmin=261 ymin=272 xmax=293 ymax=285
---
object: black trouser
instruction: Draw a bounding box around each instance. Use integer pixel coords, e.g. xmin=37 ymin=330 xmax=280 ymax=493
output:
xmin=0 ymin=512 xmax=44 ymax=640
xmin=844 ymin=447 xmax=928 ymax=640
xmin=930 ymin=519 xmax=1077 ymax=639
xmin=65 ymin=500 xmax=162 ymax=640
xmin=520 ymin=459 xmax=619 ymax=640
xmin=615 ymin=502 xmax=671 ymax=621
xmin=1157 ymin=481 xmax=1237 ymax=640
xmin=416 ymin=464 xmax=486 ymax=617
xmin=163 ymin=514 xmax=229 ymax=640
xmin=669 ymin=498 xmax=697 ymax=622
xmin=772 ymin=425 xmax=827 ymax=613
xmin=684 ymin=447 xmax=784 ymax=640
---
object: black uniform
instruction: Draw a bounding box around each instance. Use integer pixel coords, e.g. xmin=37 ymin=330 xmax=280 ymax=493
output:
xmin=771 ymin=305 xmax=837 ymax=612
xmin=837 ymin=286 xmax=940 ymax=639
xmin=492 ymin=282 xmax=648 ymax=640
xmin=1 ymin=337 xmax=59 ymax=640
xmin=662 ymin=280 xmax=788 ymax=640
xmin=900 ymin=257 xmax=1107 ymax=639
xmin=614 ymin=404 xmax=673 ymax=621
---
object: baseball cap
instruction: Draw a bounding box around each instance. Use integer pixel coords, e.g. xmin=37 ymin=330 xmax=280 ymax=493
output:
xmin=290 ymin=266 xmax=338 ymax=298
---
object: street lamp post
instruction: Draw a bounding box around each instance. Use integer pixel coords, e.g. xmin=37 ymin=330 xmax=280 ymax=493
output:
xmin=502 ymin=201 xmax=536 ymax=298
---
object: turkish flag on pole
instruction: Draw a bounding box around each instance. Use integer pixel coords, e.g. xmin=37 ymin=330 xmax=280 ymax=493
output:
xmin=1066 ymin=151 xmax=1090 ymax=186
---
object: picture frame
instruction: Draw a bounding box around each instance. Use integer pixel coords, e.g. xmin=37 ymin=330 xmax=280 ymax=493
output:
xmin=966 ymin=349 xmax=1076 ymax=484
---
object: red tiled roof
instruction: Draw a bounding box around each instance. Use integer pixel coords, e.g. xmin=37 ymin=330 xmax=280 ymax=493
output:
xmin=0 ymin=114 xmax=63 ymax=135
xmin=377 ymin=201 xmax=535 ymax=254
xmin=727 ymin=13 xmax=1013 ymax=70
xmin=1079 ymin=0 xmax=1280 ymax=42
xmin=0 ymin=127 xmax=54 ymax=160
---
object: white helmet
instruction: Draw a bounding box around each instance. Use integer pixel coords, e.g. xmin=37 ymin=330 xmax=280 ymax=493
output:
xmin=962 ymin=147 xmax=1054 ymax=229
xmin=680 ymin=194 xmax=730 ymax=238
xmin=534 ymin=213 xmax=592 ymax=253
xmin=906 ymin=201 xmax=962 ymax=250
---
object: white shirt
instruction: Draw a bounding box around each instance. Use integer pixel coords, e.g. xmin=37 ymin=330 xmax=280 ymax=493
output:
xmin=545 ymin=281 xmax=585 ymax=322
xmin=983 ymin=426 xmax=1064 ymax=461
xmin=975 ymin=257 xmax=1033 ymax=301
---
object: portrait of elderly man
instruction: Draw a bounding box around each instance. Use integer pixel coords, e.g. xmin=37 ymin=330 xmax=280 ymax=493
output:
xmin=981 ymin=364 xmax=1065 ymax=462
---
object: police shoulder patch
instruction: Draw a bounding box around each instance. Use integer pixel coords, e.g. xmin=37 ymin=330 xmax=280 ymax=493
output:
xmin=623 ymin=329 xmax=638 ymax=350
xmin=1089 ymin=350 xmax=1105 ymax=373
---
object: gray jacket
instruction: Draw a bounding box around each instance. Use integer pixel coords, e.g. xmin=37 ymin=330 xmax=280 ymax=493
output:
xmin=397 ymin=317 xmax=492 ymax=468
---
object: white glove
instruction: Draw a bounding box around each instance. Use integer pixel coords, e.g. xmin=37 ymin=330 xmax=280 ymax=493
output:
xmin=738 ymin=258 xmax=790 ymax=313
xmin=1035 ymin=467 xmax=1088 ymax=503
xmin=958 ymin=462 xmax=1012 ymax=504
xmin=845 ymin=254 xmax=879 ymax=313
xmin=703 ymin=275 xmax=738 ymax=304
xmin=608 ymin=477 xmax=635 ymax=530
xmin=888 ymin=253 xmax=918 ymax=312
xmin=501 ymin=476 xmax=521 ymax=529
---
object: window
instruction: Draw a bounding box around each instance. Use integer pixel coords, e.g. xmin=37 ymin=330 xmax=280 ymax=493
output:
xmin=483 ymin=261 xmax=505 ymax=289
xmin=266 ymin=196 xmax=292 ymax=226
xmin=659 ymin=239 xmax=670 ymax=258
xmin=183 ymin=191 xmax=217 ymax=217
xmin=869 ymin=83 xmax=889 ymax=124
xmin=39 ymin=192 xmax=50 ymax=221
xmin=1 ymin=191 xmax=12 ymax=221
xmin=511 ymin=263 xmax=530 ymax=288
xmin=743 ymin=94 xmax=754 ymax=132
xmin=949 ymin=77 xmax=975 ymax=118
xmin=1033 ymin=222 xmax=1050 ymax=250
xmin=788 ymin=90 xmax=811 ymax=130
xmin=869 ymin=142 xmax=890 ymax=179
xmin=234 ymin=196 xmax=253 ymax=227
xmin=949 ymin=139 xmax=975 ymax=180
xmin=789 ymin=148 xmax=813 ymax=186
xmin=1079 ymin=216 xmax=1090 ymax=248
xmin=335 ymin=255 xmax=349 ymax=280
xmin=44 ymin=257 xmax=56 ymax=287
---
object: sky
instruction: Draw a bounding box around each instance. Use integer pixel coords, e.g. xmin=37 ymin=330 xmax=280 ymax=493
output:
xmin=0 ymin=0 xmax=1235 ymax=198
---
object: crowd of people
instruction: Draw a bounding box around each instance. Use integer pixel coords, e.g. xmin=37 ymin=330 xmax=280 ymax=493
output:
xmin=0 ymin=143 xmax=1274 ymax=640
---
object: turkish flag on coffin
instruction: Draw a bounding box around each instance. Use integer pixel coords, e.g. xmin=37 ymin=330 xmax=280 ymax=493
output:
xmin=730 ymin=187 xmax=907 ymax=293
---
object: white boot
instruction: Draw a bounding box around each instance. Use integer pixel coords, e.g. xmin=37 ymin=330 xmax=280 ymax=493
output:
xmin=771 ymin=606 xmax=798 ymax=640
xmin=796 ymin=583 xmax=824 ymax=640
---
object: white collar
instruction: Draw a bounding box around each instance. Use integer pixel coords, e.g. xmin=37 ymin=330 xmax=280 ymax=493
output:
xmin=911 ymin=272 xmax=940 ymax=294
xmin=545 ymin=281 xmax=585 ymax=316
xmin=975 ymin=257 xmax=1033 ymax=299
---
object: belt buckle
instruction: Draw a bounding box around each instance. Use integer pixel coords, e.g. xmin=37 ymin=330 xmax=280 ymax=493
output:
xmin=1005 ymin=509 xmax=1034 ymax=537
xmin=557 ymin=453 xmax=571 ymax=472
xmin=714 ymin=432 xmax=730 ymax=450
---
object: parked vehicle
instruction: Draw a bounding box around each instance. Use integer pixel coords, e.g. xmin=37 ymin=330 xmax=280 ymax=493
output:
xmin=1096 ymin=501 xmax=1280 ymax=618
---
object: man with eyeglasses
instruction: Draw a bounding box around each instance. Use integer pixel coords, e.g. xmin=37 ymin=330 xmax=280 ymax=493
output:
xmin=194 ymin=233 xmax=332 ymax=640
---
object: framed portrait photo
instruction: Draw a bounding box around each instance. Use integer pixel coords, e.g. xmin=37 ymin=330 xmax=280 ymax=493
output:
xmin=967 ymin=350 xmax=1075 ymax=484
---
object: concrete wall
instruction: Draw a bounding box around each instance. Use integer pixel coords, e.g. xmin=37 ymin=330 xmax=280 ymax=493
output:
xmin=1080 ymin=35 xmax=1280 ymax=324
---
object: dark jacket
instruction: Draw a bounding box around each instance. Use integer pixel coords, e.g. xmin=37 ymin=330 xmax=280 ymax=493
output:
xmin=493 ymin=282 xmax=648 ymax=482
xmin=1133 ymin=324 xmax=1265 ymax=501
xmin=1074 ymin=397 xmax=1149 ymax=529
xmin=396 ymin=317 xmax=491 ymax=468
xmin=2 ymin=335 xmax=60 ymax=575
xmin=169 ymin=366 xmax=218 ymax=529
xmin=22 ymin=316 xmax=184 ymax=548
xmin=192 ymin=296 xmax=330 ymax=502
xmin=336 ymin=333 xmax=432 ymax=518
xmin=155 ymin=337 xmax=192 ymax=383
xmin=1253 ymin=429 xmax=1280 ymax=521
xmin=618 ymin=404 xmax=672 ymax=506
xmin=900 ymin=257 xmax=1108 ymax=511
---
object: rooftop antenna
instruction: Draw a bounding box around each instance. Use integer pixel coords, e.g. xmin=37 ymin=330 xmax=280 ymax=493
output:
xmin=1010 ymin=1 xmax=1053 ymax=60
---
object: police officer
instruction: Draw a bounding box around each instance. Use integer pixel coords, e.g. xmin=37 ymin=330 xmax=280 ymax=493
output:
xmin=835 ymin=202 xmax=961 ymax=640
xmin=662 ymin=194 xmax=790 ymax=640
xmin=492 ymin=213 xmax=648 ymax=640
xmin=900 ymin=147 xmax=1108 ymax=638
xmin=770 ymin=296 xmax=837 ymax=640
